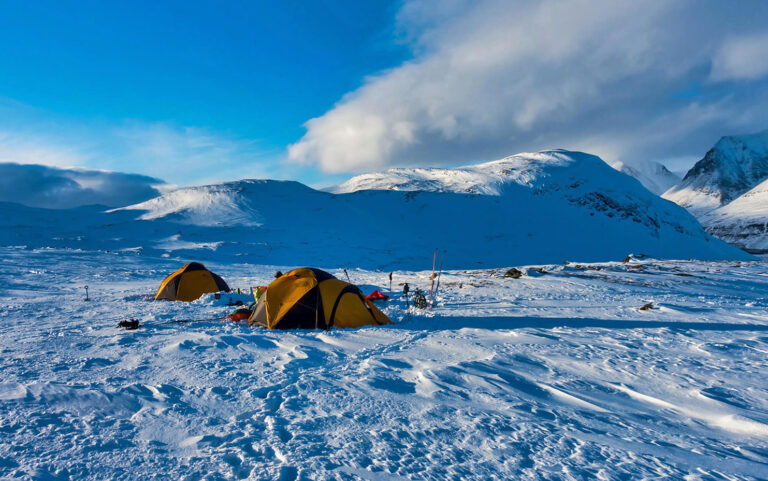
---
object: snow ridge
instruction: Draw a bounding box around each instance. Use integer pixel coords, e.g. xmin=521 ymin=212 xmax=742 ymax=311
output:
xmin=1 ymin=150 xmax=751 ymax=267
xmin=331 ymin=150 xmax=574 ymax=195
xmin=114 ymin=180 xmax=313 ymax=227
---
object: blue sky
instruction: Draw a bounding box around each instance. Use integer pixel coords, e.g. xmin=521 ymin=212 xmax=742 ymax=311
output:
xmin=1 ymin=0 xmax=768 ymax=188
xmin=0 ymin=0 xmax=407 ymax=185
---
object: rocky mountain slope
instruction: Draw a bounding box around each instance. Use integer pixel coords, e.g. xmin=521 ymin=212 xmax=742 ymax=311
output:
xmin=663 ymin=131 xmax=768 ymax=216
xmin=701 ymin=178 xmax=768 ymax=253
xmin=662 ymin=131 xmax=768 ymax=252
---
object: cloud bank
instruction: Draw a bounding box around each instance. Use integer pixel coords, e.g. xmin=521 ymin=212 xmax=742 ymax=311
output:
xmin=289 ymin=0 xmax=768 ymax=173
xmin=0 ymin=163 xmax=166 ymax=209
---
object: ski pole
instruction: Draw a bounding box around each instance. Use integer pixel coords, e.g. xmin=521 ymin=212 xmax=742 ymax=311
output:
xmin=428 ymin=248 xmax=437 ymax=308
xmin=403 ymin=283 xmax=411 ymax=321
xmin=388 ymin=272 xmax=393 ymax=299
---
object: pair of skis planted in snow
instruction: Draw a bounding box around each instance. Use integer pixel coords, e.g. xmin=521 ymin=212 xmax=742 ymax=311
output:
xmin=428 ymin=248 xmax=446 ymax=310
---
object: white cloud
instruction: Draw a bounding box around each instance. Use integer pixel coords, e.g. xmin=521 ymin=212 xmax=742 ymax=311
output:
xmin=0 ymin=131 xmax=87 ymax=168
xmin=289 ymin=0 xmax=768 ymax=173
xmin=0 ymin=163 xmax=166 ymax=209
xmin=109 ymin=122 xmax=272 ymax=185
xmin=711 ymin=32 xmax=768 ymax=81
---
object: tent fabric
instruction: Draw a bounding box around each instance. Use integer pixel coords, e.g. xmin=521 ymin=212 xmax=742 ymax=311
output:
xmin=248 ymin=268 xmax=391 ymax=330
xmin=155 ymin=262 xmax=230 ymax=302
xmin=366 ymin=290 xmax=389 ymax=301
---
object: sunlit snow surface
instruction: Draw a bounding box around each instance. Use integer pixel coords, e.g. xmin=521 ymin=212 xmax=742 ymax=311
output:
xmin=2 ymin=248 xmax=768 ymax=480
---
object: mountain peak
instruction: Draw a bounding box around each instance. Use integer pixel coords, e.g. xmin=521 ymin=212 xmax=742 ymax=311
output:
xmin=663 ymin=130 xmax=768 ymax=215
xmin=331 ymin=149 xmax=602 ymax=195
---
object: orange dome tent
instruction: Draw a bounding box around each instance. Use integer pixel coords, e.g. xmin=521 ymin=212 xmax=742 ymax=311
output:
xmin=155 ymin=262 xmax=230 ymax=302
xmin=248 ymin=268 xmax=391 ymax=329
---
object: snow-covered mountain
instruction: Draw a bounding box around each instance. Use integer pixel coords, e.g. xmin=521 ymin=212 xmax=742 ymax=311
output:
xmin=110 ymin=180 xmax=286 ymax=227
xmin=608 ymin=160 xmax=680 ymax=195
xmin=333 ymin=152 xmax=682 ymax=197
xmin=0 ymin=149 xmax=750 ymax=267
xmin=660 ymin=131 xmax=768 ymax=252
xmin=663 ymin=131 xmax=768 ymax=216
xmin=700 ymin=178 xmax=768 ymax=253
xmin=68 ymin=149 xmax=745 ymax=267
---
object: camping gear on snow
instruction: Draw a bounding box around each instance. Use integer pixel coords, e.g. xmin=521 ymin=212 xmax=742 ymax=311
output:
xmin=117 ymin=319 xmax=140 ymax=330
xmin=226 ymin=306 xmax=252 ymax=322
xmin=366 ymin=290 xmax=389 ymax=301
xmin=253 ymin=286 xmax=268 ymax=302
xmin=413 ymin=289 xmax=428 ymax=309
xmin=248 ymin=267 xmax=391 ymax=330
xmin=154 ymin=262 xmax=230 ymax=302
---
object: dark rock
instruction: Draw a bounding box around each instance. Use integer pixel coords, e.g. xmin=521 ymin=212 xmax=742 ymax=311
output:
xmin=503 ymin=268 xmax=523 ymax=278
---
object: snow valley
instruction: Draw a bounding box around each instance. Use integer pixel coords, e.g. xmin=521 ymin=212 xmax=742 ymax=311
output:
xmin=0 ymin=150 xmax=751 ymax=268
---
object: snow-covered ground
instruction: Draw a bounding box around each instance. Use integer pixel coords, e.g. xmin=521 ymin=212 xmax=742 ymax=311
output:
xmin=2 ymin=247 xmax=768 ymax=480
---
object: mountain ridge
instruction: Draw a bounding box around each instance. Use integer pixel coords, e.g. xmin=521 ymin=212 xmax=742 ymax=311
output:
xmin=1 ymin=149 xmax=746 ymax=268
xmin=663 ymin=130 xmax=768 ymax=215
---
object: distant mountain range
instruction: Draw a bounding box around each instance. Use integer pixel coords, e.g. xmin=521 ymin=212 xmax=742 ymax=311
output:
xmin=662 ymin=130 xmax=768 ymax=253
xmin=607 ymin=160 xmax=681 ymax=196
xmin=0 ymin=150 xmax=748 ymax=268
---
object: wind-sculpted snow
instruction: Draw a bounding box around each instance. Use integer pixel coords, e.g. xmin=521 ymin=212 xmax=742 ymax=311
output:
xmin=112 ymin=180 xmax=273 ymax=227
xmin=2 ymin=248 xmax=768 ymax=479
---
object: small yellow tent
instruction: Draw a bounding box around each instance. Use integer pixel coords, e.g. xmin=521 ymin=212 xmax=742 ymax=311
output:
xmin=155 ymin=262 xmax=230 ymax=302
xmin=248 ymin=268 xmax=391 ymax=329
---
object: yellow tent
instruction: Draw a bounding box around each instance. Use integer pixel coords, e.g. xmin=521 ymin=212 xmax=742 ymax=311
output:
xmin=248 ymin=268 xmax=391 ymax=329
xmin=155 ymin=262 xmax=230 ymax=302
